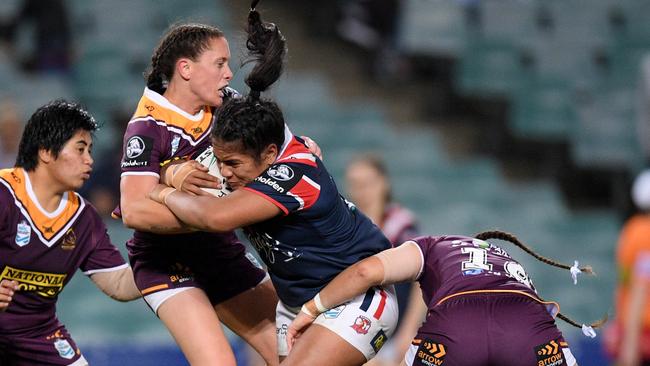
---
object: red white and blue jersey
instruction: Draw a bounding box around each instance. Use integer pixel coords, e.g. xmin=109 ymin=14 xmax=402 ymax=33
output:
xmin=0 ymin=168 xmax=127 ymax=336
xmin=243 ymin=129 xmax=391 ymax=307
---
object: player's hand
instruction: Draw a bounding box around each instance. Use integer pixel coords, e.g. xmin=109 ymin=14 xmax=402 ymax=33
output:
xmin=161 ymin=160 xmax=221 ymax=195
xmin=301 ymin=136 xmax=323 ymax=161
xmin=286 ymin=308 xmax=317 ymax=353
xmin=0 ymin=280 xmax=18 ymax=312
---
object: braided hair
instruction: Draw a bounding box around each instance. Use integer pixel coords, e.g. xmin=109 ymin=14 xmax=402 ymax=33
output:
xmin=211 ymin=0 xmax=287 ymax=160
xmin=475 ymin=230 xmax=607 ymax=330
xmin=145 ymin=23 xmax=225 ymax=94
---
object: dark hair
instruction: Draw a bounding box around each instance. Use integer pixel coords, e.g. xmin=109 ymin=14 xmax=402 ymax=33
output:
xmin=475 ymin=230 xmax=607 ymax=330
xmin=211 ymin=0 xmax=287 ymax=159
xmin=15 ymin=100 xmax=98 ymax=171
xmin=145 ymin=23 xmax=225 ymax=94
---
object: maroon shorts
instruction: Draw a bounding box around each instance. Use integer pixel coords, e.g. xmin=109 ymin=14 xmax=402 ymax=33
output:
xmin=0 ymin=325 xmax=86 ymax=366
xmin=410 ymin=293 xmax=572 ymax=366
xmin=128 ymin=233 xmax=267 ymax=308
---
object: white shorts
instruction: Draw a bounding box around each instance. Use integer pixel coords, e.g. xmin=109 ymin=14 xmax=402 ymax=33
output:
xmin=277 ymin=285 xmax=399 ymax=360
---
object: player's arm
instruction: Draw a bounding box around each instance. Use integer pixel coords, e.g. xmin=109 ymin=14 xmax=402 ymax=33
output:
xmin=90 ymin=267 xmax=141 ymax=302
xmin=286 ymin=241 xmax=423 ymax=350
xmin=120 ymin=174 xmax=191 ymax=233
xmin=150 ymin=184 xmax=282 ymax=232
xmin=0 ymin=279 xmax=18 ymax=312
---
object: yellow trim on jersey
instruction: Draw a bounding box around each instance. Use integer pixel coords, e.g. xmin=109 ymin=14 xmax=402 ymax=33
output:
xmin=0 ymin=168 xmax=83 ymax=242
xmin=435 ymin=289 xmax=560 ymax=315
xmin=141 ymin=283 xmax=170 ymax=295
xmin=133 ymin=93 xmax=213 ymax=142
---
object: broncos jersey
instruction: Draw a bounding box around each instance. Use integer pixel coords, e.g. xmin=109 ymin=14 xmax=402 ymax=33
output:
xmin=412 ymin=235 xmax=559 ymax=323
xmin=0 ymin=168 xmax=127 ymax=335
xmin=114 ymin=87 xmax=239 ymax=248
xmin=243 ymin=130 xmax=391 ymax=307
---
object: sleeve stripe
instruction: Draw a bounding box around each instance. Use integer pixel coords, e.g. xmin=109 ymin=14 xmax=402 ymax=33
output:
xmin=242 ymin=187 xmax=290 ymax=215
xmin=83 ymin=263 xmax=129 ymax=276
xmin=287 ymin=191 xmax=305 ymax=210
xmin=288 ymin=176 xmax=321 ymax=210
xmin=120 ymin=171 xmax=160 ymax=178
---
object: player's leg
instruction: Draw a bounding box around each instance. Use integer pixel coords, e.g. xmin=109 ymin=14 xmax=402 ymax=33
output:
xmin=283 ymin=286 xmax=399 ymax=366
xmin=6 ymin=325 xmax=89 ymax=366
xmin=215 ymin=277 xmax=279 ymax=366
xmin=489 ymin=294 xmax=578 ymax=366
xmin=283 ymin=324 xmax=367 ymax=366
xmin=157 ymin=288 xmax=237 ymax=366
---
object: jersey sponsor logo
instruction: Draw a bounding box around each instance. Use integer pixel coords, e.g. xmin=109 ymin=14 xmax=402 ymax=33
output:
xmin=504 ymin=261 xmax=533 ymax=289
xmin=351 ymin=315 xmax=372 ymax=334
xmin=15 ymin=220 xmax=31 ymax=247
xmin=268 ymin=164 xmax=294 ymax=181
xmin=10 ymin=170 xmax=21 ymax=183
xmin=255 ymin=176 xmax=286 ymax=193
xmin=323 ymin=305 xmax=346 ymax=319
xmin=60 ymin=228 xmax=76 ymax=251
xmin=122 ymin=135 xmax=153 ymax=168
xmin=370 ymin=329 xmax=387 ymax=353
xmin=53 ymin=339 xmax=75 ymax=360
xmin=415 ymin=339 xmax=447 ymax=366
xmin=245 ymin=229 xmax=302 ymax=264
xmin=1 ymin=266 xmax=66 ymax=297
xmin=125 ymin=136 xmax=146 ymax=158
xmin=535 ymin=339 xmax=565 ymax=366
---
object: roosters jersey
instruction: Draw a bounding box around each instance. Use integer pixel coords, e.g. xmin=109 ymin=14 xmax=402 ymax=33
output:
xmin=0 ymin=168 xmax=127 ymax=335
xmin=243 ymin=131 xmax=391 ymax=307
xmin=412 ymin=235 xmax=559 ymax=328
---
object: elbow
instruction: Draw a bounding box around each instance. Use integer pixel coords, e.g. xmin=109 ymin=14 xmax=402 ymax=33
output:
xmin=120 ymin=209 xmax=144 ymax=230
xmin=354 ymin=260 xmax=383 ymax=287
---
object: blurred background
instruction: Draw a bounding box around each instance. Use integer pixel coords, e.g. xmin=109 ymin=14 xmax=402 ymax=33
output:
xmin=1 ymin=0 xmax=648 ymax=365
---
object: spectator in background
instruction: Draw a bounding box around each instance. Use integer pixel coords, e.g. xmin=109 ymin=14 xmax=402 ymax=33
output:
xmin=0 ymin=99 xmax=21 ymax=168
xmin=0 ymin=0 xmax=72 ymax=75
xmin=604 ymin=169 xmax=650 ymax=366
xmin=345 ymin=154 xmax=425 ymax=366
xmin=336 ymin=0 xmax=406 ymax=82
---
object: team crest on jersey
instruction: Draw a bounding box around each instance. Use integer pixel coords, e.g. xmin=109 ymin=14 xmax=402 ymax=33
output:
xmin=535 ymin=339 xmax=566 ymax=366
xmin=268 ymin=164 xmax=294 ymax=181
xmin=415 ymin=339 xmax=447 ymax=365
xmin=60 ymin=228 xmax=76 ymax=251
xmin=170 ymin=135 xmax=180 ymax=155
xmin=351 ymin=315 xmax=371 ymax=334
xmin=15 ymin=220 xmax=31 ymax=247
xmin=53 ymin=339 xmax=75 ymax=360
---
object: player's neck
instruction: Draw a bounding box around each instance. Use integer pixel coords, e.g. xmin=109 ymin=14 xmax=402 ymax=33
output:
xmin=163 ymin=84 xmax=203 ymax=115
xmin=26 ymin=168 xmax=65 ymax=212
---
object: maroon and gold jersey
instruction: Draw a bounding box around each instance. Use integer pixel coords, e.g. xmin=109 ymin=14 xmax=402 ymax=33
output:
xmin=413 ymin=235 xmax=558 ymax=318
xmin=0 ymin=168 xmax=127 ymax=335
